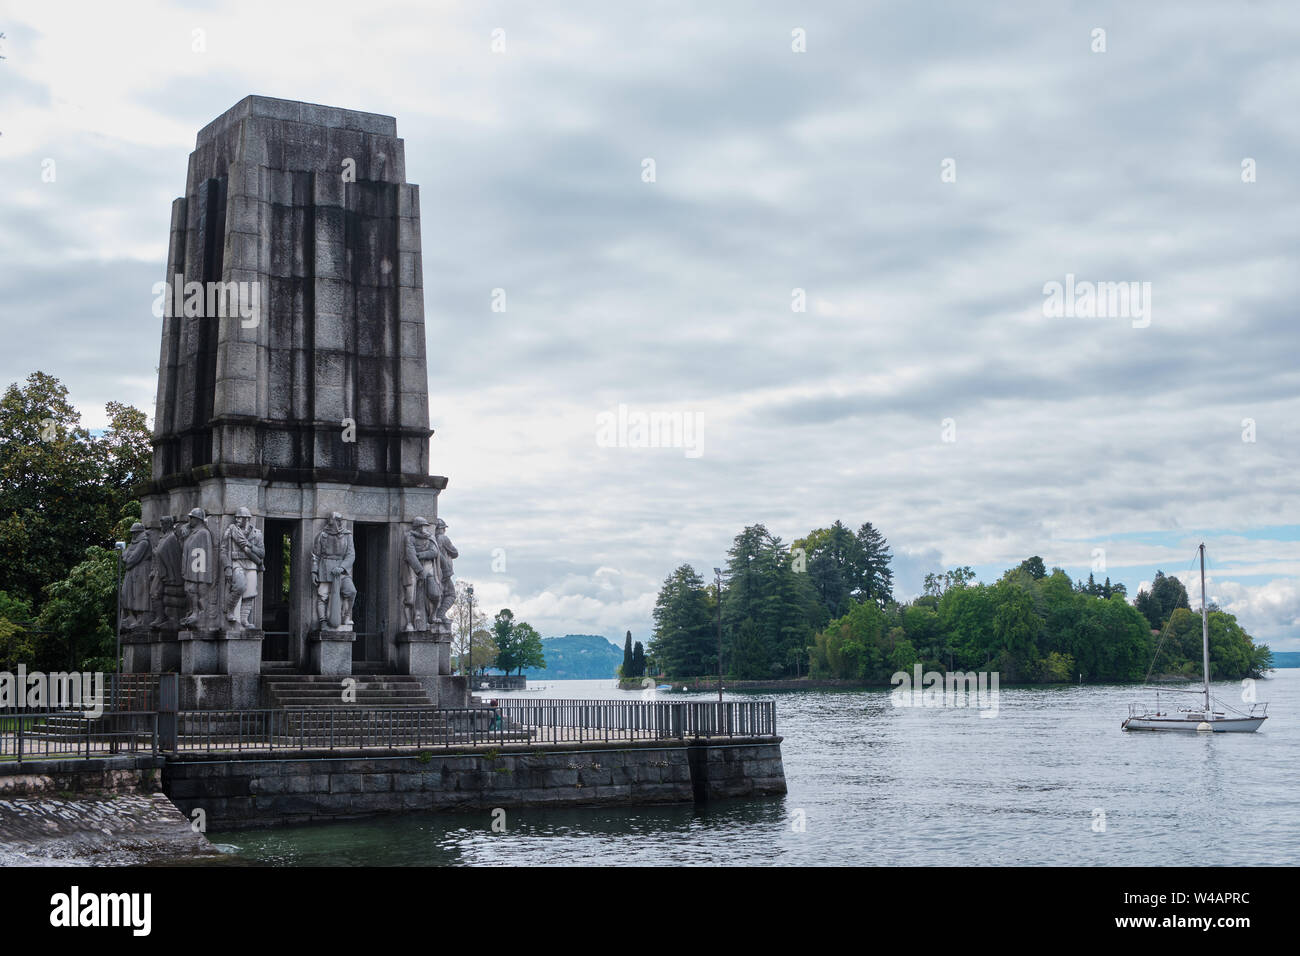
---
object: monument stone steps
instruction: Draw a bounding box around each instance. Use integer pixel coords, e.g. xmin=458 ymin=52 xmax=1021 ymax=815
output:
xmin=265 ymin=674 xmax=433 ymax=708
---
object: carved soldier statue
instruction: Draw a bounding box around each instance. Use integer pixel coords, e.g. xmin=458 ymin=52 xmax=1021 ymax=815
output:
xmin=222 ymin=507 xmax=265 ymax=630
xmin=150 ymin=516 xmax=187 ymax=627
xmin=402 ymin=516 xmax=441 ymax=630
xmin=312 ymin=512 xmax=357 ymax=630
xmin=121 ymin=522 xmax=153 ymax=628
xmin=149 ymin=516 xmax=177 ymax=627
xmin=433 ymin=517 xmax=458 ymax=626
xmin=180 ymin=507 xmax=216 ymax=629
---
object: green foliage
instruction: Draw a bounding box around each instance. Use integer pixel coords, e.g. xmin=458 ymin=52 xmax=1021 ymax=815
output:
xmin=0 ymin=590 xmax=35 ymax=672
xmin=492 ymin=610 xmax=545 ymax=675
xmin=648 ymin=564 xmax=714 ymax=679
xmin=647 ymin=516 xmax=1267 ymax=686
xmin=0 ymin=373 xmax=151 ymax=610
xmin=1134 ymin=570 xmax=1191 ymax=629
xmin=722 ymin=524 xmax=822 ymax=679
xmin=621 ymin=629 xmax=633 ymax=678
xmin=35 ymin=545 xmax=120 ymax=672
xmin=804 ymin=555 xmax=1262 ymax=685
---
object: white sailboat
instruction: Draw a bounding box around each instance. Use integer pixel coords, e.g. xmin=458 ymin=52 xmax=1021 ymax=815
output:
xmin=1121 ymin=544 xmax=1269 ymax=733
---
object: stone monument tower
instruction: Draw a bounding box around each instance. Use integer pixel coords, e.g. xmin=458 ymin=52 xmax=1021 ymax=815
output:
xmin=134 ymin=96 xmax=459 ymax=707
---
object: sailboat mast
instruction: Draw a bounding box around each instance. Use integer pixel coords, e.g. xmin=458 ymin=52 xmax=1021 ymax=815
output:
xmin=1200 ymin=543 xmax=1211 ymax=717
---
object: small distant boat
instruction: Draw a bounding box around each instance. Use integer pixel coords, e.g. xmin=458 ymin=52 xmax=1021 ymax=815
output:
xmin=1122 ymin=544 xmax=1268 ymax=733
xmin=656 ymin=684 xmax=671 ymax=691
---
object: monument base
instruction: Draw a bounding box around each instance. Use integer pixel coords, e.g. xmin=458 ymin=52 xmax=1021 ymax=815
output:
xmin=219 ymin=628 xmax=264 ymax=675
xmin=179 ymin=628 xmax=262 ymax=676
xmin=151 ymin=627 xmax=181 ymax=672
xmin=121 ymin=626 xmax=155 ymax=673
xmin=395 ymin=629 xmax=448 ymax=677
xmin=309 ymin=629 xmax=355 ymax=676
xmin=179 ymin=629 xmax=221 ymax=674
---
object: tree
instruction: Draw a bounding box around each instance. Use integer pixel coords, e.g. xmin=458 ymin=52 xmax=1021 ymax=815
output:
xmin=451 ymin=582 xmax=489 ymax=673
xmin=493 ymin=611 xmax=545 ymax=675
xmin=722 ymin=524 xmax=819 ymax=678
xmin=631 ymin=641 xmax=646 ymax=678
xmin=990 ymin=573 xmax=1042 ymax=679
xmin=796 ymin=521 xmax=860 ymax=619
xmin=621 ymin=629 xmax=633 ymax=677
xmin=939 ymin=582 xmax=996 ymax=669
xmin=491 ymin=608 xmax=517 ymax=671
xmin=505 ymin=622 xmax=545 ymax=676
xmin=730 ymin=618 xmax=769 ymax=679
xmin=854 ymin=522 xmax=894 ymax=606
xmin=1016 ymin=556 xmax=1047 ymax=580
xmin=35 ymin=545 xmax=120 ymax=672
xmin=809 ymin=600 xmax=887 ymax=679
xmin=648 ymin=564 xmax=714 ymax=679
xmin=0 ymin=373 xmax=150 ymax=608
xmin=923 ymin=566 xmax=975 ymax=598
xmin=1135 ymin=571 xmax=1191 ymax=630
xmin=455 ymin=629 xmax=496 ymax=675
xmin=0 ymin=590 xmax=35 ymax=673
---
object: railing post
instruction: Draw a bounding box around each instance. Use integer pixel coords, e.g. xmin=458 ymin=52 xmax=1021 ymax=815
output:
xmin=157 ymin=673 xmax=178 ymax=752
xmin=15 ymin=714 xmax=23 ymax=765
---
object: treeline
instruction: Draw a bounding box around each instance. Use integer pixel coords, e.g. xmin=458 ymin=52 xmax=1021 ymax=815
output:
xmin=648 ymin=522 xmax=1273 ymax=684
xmin=0 ymin=373 xmax=151 ymax=672
xmin=649 ymin=520 xmax=892 ymax=680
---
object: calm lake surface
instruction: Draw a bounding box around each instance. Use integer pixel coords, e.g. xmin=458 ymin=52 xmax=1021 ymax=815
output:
xmin=210 ymin=671 xmax=1300 ymax=866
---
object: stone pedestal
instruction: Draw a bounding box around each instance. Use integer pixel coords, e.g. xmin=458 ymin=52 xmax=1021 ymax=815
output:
xmin=122 ymin=627 xmax=155 ymax=673
xmin=218 ymin=628 xmax=264 ymax=675
xmin=179 ymin=628 xmax=263 ymax=676
xmin=309 ymin=629 xmax=355 ymax=676
xmin=179 ymin=629 xmax=221 ymax=674
xmin=151 ymin=628 xmax=181 ymax=672
xmin=396 ymin=629 xmax=447 ymax=676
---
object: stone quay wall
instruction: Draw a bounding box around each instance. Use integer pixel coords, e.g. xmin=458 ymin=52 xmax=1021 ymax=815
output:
xmin=163 ymin=737 xmax=786 ymax=829
xmin=0 ymin=754 xmax=167 ymax=797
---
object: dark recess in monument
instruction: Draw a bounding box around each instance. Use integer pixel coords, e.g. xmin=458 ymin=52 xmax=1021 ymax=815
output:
xmin=351 ymin=522 xmax=388 ymax=670
xmin=261 ymin=519 xmax=296 ymax=665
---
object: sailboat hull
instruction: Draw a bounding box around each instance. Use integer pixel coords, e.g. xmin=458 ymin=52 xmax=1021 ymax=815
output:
xmin=1122 ymin=715 xmax=1266 ymax=733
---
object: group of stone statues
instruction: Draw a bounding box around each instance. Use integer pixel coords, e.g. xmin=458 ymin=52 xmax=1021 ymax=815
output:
xmin=121 ymin=507 xmax=265 ymax=631
xmin=402 ymin=516 xmax=457 ymax=632
xmin=119 ymin=509 xmax=457 ymax=637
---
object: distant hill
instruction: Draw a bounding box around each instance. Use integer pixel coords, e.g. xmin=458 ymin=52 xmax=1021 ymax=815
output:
xmin=519 ymin=634 xmax=622 ymax=680
xmin=1270 ymin=651 xmax=1300 ymax=668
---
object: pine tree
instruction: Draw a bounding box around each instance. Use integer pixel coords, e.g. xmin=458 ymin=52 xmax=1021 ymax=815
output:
xmin=631 ymin=641 xmax=646 ymax=678
xmin=648 ymin=565 xmax=713 ymax=678
xmin=621 ymin=629 xmax=633 ymax=677
xmin=722 ymin=524 xmax=819 ymax=678
xmin=854 ymin=522 xmax=894 ymax=606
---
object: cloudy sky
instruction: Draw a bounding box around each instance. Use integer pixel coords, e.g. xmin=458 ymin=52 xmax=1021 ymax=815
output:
xmin=3 ymin=1 xmax=1298 ymax=650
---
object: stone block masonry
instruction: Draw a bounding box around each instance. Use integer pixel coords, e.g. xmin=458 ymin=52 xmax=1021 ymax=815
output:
xmin=163 ymin=737 xmax=786 ymax=829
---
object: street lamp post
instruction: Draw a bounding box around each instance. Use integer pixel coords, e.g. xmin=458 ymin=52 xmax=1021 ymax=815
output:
xmin=114 ymin=539 xmax=126 ymax=712
xmin=714 ymin=567 xmax=723 ymax=703
xmin=465 ymin=584 xmax=474 ymax=679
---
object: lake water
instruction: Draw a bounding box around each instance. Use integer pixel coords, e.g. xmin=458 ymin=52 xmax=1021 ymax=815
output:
xmin=209 ymin=670 xmax=1300 ymax=866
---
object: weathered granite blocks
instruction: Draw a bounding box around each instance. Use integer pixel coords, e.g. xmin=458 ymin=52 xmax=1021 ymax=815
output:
xmin=141 ymin=97 xmax=452 ymax=690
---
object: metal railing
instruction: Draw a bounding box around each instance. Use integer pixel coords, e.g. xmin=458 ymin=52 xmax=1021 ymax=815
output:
xmin=166 ymin=699 xmax=777 ymax=753
xmin=493 ymin=698 xmax=777 ymax=741
xmin=0 ymin=711 xmax=159 ymax=763
xmin=0 ymin=673 xmax=161 ymax=715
